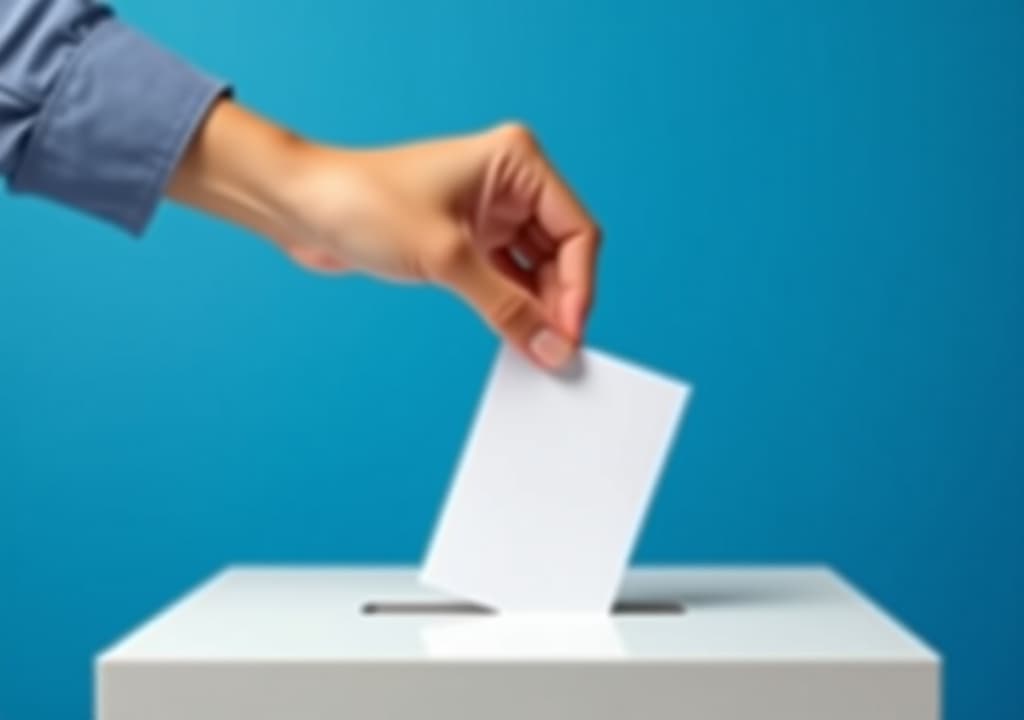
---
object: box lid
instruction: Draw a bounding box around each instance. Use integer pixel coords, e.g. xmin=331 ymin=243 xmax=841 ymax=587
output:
xmin=98 ymin=567 xmax=939 ymax=665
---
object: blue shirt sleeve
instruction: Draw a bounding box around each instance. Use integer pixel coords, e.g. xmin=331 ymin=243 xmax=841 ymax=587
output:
xmin=0 ymin=0 xmax=228 ymax=235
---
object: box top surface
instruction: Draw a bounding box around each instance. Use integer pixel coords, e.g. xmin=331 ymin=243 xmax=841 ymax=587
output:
xmin=99 ymin=566 xmax=938 ymax=664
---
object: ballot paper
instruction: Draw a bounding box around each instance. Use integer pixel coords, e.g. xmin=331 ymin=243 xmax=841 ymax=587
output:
xmin=421 ymin=346 xmax=691 ymax=614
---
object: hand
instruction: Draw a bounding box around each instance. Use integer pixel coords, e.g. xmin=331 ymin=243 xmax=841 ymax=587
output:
xmin=169 ymin=102 xmax=600 ymax=370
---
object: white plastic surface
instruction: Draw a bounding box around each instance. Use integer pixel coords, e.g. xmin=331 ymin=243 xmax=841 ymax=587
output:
xmin=97 ymin=567 xmax=941 ymax=720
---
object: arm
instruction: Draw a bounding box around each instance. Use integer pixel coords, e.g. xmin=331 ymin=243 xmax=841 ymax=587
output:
xmin=168 ymin=101 xmax=600 ymax=369
xmin=0 ymin=2 xmax=598 ymax=367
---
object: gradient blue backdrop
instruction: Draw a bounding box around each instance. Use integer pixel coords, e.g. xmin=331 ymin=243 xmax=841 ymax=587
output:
xmin=1 ymin=0 xmax=1021 ymax=717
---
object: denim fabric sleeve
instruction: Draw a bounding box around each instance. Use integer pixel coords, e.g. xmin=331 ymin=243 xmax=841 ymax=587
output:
xmin=0 ymin=0 xmax=228 ymax=235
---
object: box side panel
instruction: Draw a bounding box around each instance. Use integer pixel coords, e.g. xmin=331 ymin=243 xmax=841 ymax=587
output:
xmin=98 ymin=661 xmax=939 ymax=720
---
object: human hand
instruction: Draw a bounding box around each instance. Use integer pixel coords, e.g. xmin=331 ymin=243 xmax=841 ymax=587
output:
xmin=169 ymin=103 xmax=600 ymax=370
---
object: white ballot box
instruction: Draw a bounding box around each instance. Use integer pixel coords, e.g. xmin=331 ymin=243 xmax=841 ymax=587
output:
xmin=96 ymin=567 xmax=940 ymax=720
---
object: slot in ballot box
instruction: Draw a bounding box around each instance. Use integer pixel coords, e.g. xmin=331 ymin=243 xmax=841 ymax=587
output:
xmin=96 ymin=567 xmax=940 ymax=720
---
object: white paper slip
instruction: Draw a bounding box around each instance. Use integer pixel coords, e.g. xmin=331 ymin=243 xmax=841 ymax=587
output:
xmin=421 ymin=346 xmax=692 ymax=614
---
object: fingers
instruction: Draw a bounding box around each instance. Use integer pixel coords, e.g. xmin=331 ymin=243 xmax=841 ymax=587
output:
xmin=489 ymin=247 xmax=537 ymax=291
xmin=432 ymin=236 xmax=575 ymax=370
xmin=490 ymin=124 xmax=601 ymax=341
xmin=535 ymin=166 xmax=600 ymax=341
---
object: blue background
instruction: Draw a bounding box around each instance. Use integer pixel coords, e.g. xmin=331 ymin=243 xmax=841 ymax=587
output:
xmin=1 ymin=0 xmax=1021 ymax=717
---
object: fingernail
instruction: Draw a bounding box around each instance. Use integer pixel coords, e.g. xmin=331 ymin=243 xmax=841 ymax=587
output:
xmin=529 ymin=328 xmax=574 ymax=369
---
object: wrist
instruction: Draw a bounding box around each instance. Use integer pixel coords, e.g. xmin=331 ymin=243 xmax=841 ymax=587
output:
xmin=168 ymin=100 xmax=321 ymax=247
xmin=255 ymin=132 xmax=327 ymax=246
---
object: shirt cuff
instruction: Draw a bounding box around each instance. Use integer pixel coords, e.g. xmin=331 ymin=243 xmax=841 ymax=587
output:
xmin=10 ymin=18 xmax=229 ymax=236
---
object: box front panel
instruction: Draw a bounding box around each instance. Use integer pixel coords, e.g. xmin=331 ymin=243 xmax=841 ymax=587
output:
xmin=98 ymin=661 xmax=939 ymax=720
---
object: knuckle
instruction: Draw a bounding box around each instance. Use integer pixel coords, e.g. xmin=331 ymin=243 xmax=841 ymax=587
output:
xmin=486 ymin=292 xmax=534 ymax=333
xmin=588 ymin=222 xmax=604 ymax=249
xmin=494 ymin=120 xmax=538 ymax=151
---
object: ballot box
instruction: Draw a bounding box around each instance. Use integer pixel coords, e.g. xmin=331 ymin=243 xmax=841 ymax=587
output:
xmin=96 ymin=567 xmax=940 ymax=720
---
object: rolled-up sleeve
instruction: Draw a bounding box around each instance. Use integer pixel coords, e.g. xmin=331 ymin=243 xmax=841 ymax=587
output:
xmin=0 ymin=0 xmax=228 ymax=235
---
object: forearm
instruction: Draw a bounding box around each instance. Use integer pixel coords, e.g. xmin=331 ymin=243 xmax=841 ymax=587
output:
xmin=166 ymin=100 xmax=313 ymax=247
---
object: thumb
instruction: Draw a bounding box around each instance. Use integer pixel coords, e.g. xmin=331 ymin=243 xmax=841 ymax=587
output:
xmin=433 ymin=241 xmax=576 ymax=370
